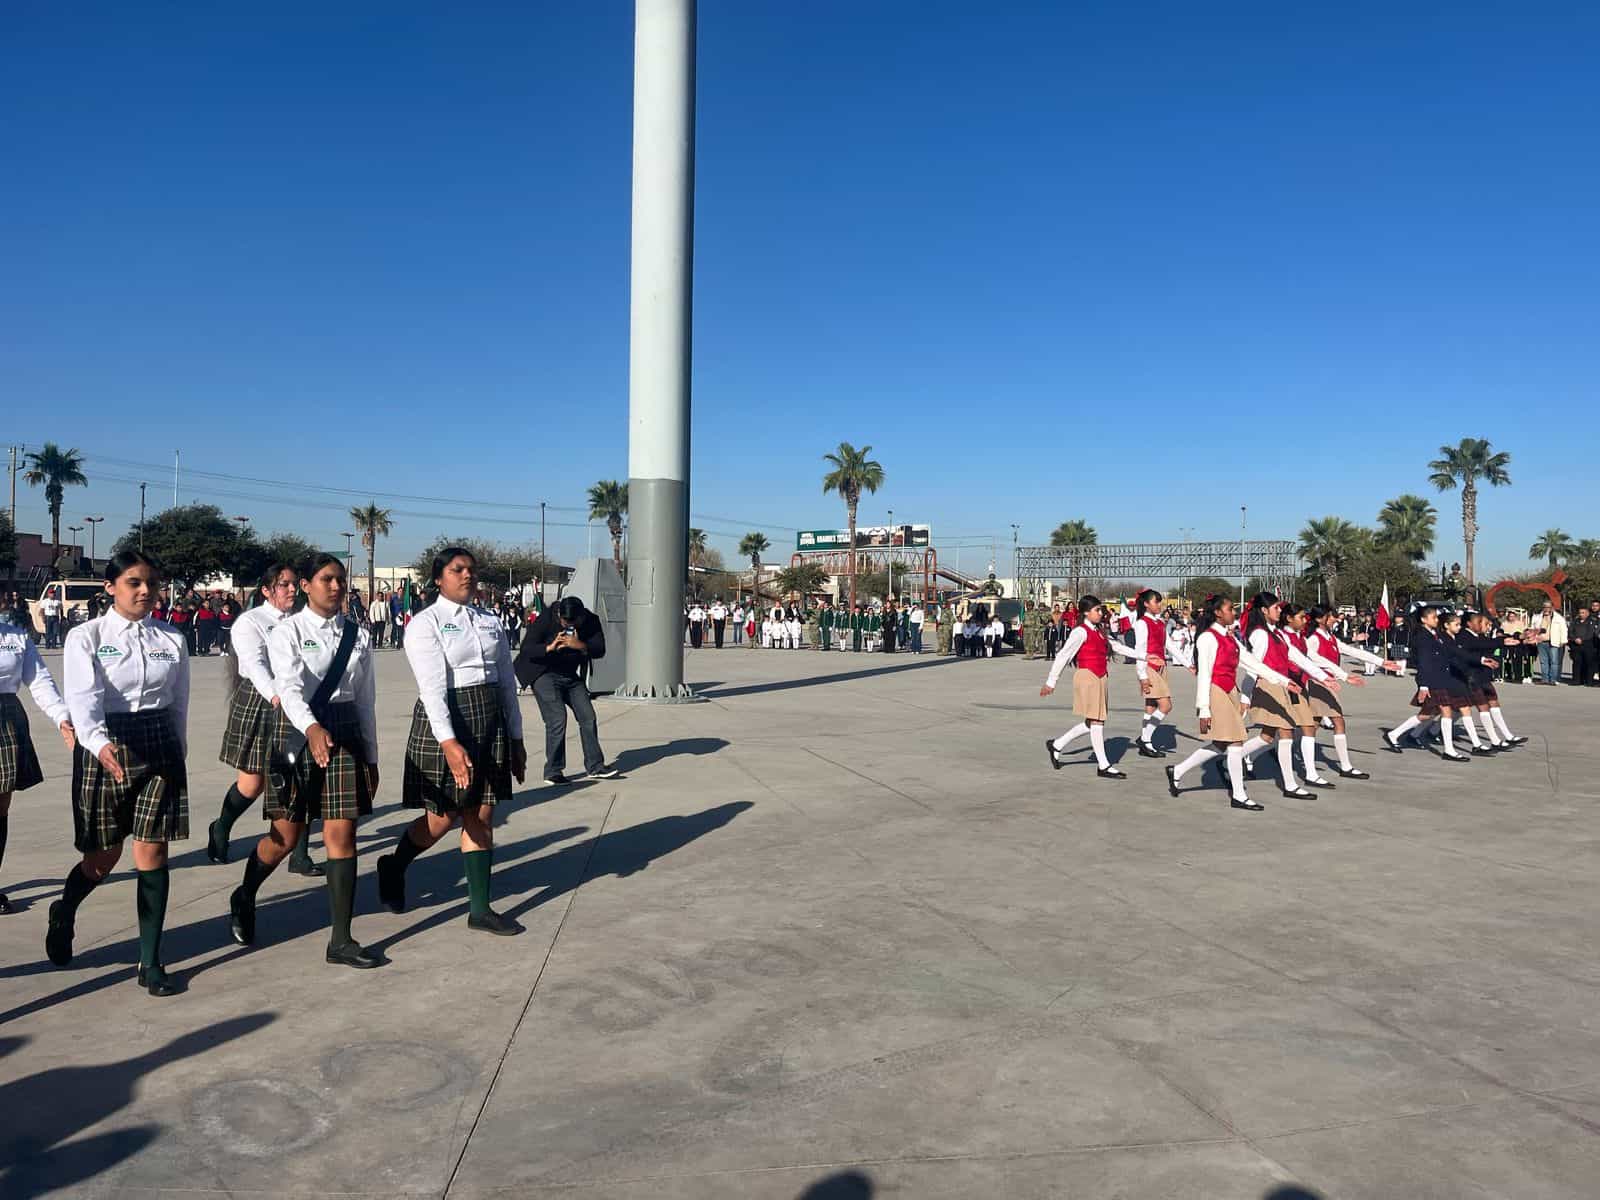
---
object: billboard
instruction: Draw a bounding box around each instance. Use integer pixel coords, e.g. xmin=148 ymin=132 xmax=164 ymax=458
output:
xmin=797 ymin=524 xmax=930 ymax=552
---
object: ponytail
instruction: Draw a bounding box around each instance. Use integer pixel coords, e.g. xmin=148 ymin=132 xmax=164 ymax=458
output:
xmin=1244 ymin=591 xmax=1279 ymax=637
xmin=1195 ymin=595 xmax=1227 ymax=636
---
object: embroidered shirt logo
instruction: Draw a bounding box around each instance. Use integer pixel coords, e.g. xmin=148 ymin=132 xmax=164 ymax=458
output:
xmin=301 ymin=639 xmax=321 ymax=651
xmin=440 ymin=622 xmax=462 ymax=635
xmin=147 ymin=648 xmax=178 ymax=663
xmin=96 ymin=645 xmax=123 ymax=660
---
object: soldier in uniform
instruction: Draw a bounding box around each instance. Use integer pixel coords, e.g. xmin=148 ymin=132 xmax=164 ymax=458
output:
xmin=818 ymin=601 xmax=834 ymax=651
xmin=851 ymin=604 xmax=865 ymax=652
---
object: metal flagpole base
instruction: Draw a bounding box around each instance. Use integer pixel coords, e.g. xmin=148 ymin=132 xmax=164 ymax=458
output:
xmin=610 ymin=682 xmax=705 ymax=703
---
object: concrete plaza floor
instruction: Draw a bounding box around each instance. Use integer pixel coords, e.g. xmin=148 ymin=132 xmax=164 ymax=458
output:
xmin=1 ymin=642 xmax=1597 ymax=1198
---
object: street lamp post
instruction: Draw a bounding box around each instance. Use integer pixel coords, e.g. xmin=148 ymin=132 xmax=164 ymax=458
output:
xmin=85 ymin=516 xmax=103 ymax=565
xmin=342 ymin=532 xmax=355 ymax=577
xmin=1239 ymin=506 xmax=1248 ymax=604
xmin=68 ymin=525 xmax=84 ymax=572
xmin=540 ymin=500 xmax=547 ymax=604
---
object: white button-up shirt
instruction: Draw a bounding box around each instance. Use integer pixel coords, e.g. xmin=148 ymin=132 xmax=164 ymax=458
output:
xmin=268 ymin=608 xmax=378 ymax=762
xmin=710 ymin=602 xmax=727 ymax=621
xmin=230 ymin=603 xmax=289 ymax=701
xmin=0 ymin=621 xmax=71 ymax=726
xmin=62 ymin=611 xmax=190 ymax=757
xmin=403 ymin=597 xmax=523 ymax=743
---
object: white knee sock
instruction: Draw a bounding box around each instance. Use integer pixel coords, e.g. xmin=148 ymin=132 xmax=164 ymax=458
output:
xmin=1053 ymin=722 xmax=1089 ymax=753
xmin=1172 ymin=744 xmax=1218 ymax=781
xmin=1300 ymin=734 xmax=1325 ymax=782
xmin=1089 ymin=724 xmax=1111 ymax=769
xmin=1389 ymin=715 xmax=1422 ymax=743
xmin=1140 ymin=711 xmax=1164 ymax=745
xmin=1460 ymin=715 xmax=1482 ymax=748
xmin=1225 ymin=745 xmax=1247 ymax=800
xmin=1242 ymin=734 xmax=1274 ymax=762
xmin=1333 ymin=732 xmax=1354 ymax=771
xmin=1479 ymin=711 xmax=1501 ymax=745
xmin=1441 ymin=718 xmax=1456 ymax=754
xmin=1492 ymin=708 xmax=1516 ymax=740
xmin=1276 ymin=738 xmax=1299 ymax=788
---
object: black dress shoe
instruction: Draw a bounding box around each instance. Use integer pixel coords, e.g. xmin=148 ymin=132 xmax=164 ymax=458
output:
xmin=1230 ymin=798 xmax=1265 ymax=811
xmin=1335 ymin=766 xmax=1370 ymax=779
xmin=1378 ymin=729 xmax=1403 ymax=754
xmin=137 ymin=964 xmax=183 ymax=997
xmin=228 ymin=887 xmax=255 ymax=947
xmin=1470 ymin=745 xmax=1497 ymax=757
xmin=1165 ymin=765 xmax=1180 ymax=797
xmin=467 ymin=910 xmax=523 ymax=936
xmin=376 ymin=854 xmax=406 ymax=914
xmin=286 ymin=853 xmax=324 ymax=878
xmin=1441 ymin=751 xmax=1471 ymax=763
xmin=1045 ymin=738 xmax=1063 ymax=770
xmin=325 ymin=940 xmax=382 ymax=969
xmin=1096 ymin=766 xmax=1127 ymax=779
xmin=1280 ymin=786 xmax=1314 ymax=799
xmin=1509 ymin=735 xmax=1529 ymax=745
xmin=545 ymin=773 xmax=572 ymax=787
xmin=1137 ymin=743 xmax=1165 ymax=758
xmin=45 ymin=900 xmax=74 ymax=966
xmin=206 ymin=820 xmax=229 ymax=865
xmin=1303 ymin=777 xmax=1337 ymax=789
xmin=0 ymin=892 xmax=10 ymax=914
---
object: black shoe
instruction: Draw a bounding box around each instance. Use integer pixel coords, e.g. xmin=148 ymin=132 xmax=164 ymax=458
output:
xmin=1303 ymin=777 xmax=1337 ymax=789
xmin=137 ymin=963 xmax=183 ymax=997
xmin=0 ymin=893 xmax=10 ymax=914
xmin=1137 ymin=742 xmax=1165 ymax=758
xmin=206 ymin=819 xmax=230 ymax=865
xmin=1230 ymin=798 xmax=1265 ymax=811
xmin=376 ymin=854 xmax=406 ymax=914
xmin=1280 ymin=785 xmax=1314 ymax=799
xmin=325 ymin=940 xmax=381 ymax=969
xmin=587 ymin=765 xmax=622 ymax=780
xmin=1045 ymin=738 xmax=1063 ymax=770
xmin=1509 ymin=735 xmax=1529 ymax=745
xmin=1165 ymin=765 xmax=1180 ymax=797
xmin=228 ymin=887 xmax=256 ymax=947
xmin=45 ymin=900 xmax=74 ymax=966
xmin=286 ymin=852 xmax=324 ymax=878
xmin=1335 ymin=766 xmax=1370 ymax=779
xmin=1441 ymin=751 xmax=1471 ymax=763
xmin=1470 ymin=745 xmax=1497 ymax=757
xmin=545 ymin=773 xmax=572 ymax=786
xmin=1379 ymin=729 xmax=1403 ymax=754
xmin=467 ymin=910 xmax=523 ymax=936
xmin=1096 ymin=766 xmax=1127 ymax=779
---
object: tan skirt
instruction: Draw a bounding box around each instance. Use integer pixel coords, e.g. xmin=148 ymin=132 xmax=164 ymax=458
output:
xmin=1308 ymin=679 xmax=1342 ymax=720
xmin=1250 ymin=680 xmax=1298 ymax=730
xmin=1143 ymin=664 xmax=1171 ymax=700
xmin=1205 ymin=685 xmax=1247 ymax=743
xmin=1072 ymin=668 xmax=1108 ymax=721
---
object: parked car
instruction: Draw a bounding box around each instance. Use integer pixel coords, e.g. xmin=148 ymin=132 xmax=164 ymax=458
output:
xmin=28 ymin=578 xmax=105 ymax=637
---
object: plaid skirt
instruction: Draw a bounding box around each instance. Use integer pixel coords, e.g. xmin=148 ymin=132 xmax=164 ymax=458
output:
xmin=72 ymin=710 xmax=188 ymax=852
xmin=218 ymin=679 xmax=289 ymax=773
xmin=1411 ymin=686 xmax=1467 ymax=717
xmin=0 ymin=692 xmax=46 ymax=794
xmin=264 ymin=702 xmax=373 ymax=823
xmin=403 ymin=683 xmax=512 ymax=813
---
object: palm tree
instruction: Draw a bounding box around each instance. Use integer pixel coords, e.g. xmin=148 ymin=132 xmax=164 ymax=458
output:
xmin=1528 ymin=528 xmax=1575 ymax=569
xmin=1428 ymin=438 xmax=1512 ymax=587
xmin=1298 ymin=516 xmax=1363 ymax=608
xmin=685 ymin=528 xmax=708 ymax=599
xmin=1049 ymin=519 xmax=1097 ymax=599
xmin=1375 ymin=494 xmax=1437 ymax=562
xmin=587 ymin=480 xmax=628 ymax=568
xmin=22 ymin=443 xmax=88 ymax=575
xmin=821 ymin=443 xmax=884 ymax=613
xmin=1573 ymin=538 xmax=1600 ymax=564
xmin=348 ymin=502 xmax=394 ymax=600
xmin=739 ymin=531 xmax=770 ymax=613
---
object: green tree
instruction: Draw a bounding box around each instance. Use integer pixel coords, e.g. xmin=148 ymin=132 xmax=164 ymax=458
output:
xmin=409 ymin=535 xmax=557 ymax=595
xmin=856 ymin=562 xmax=909 ymax=603
xmin=1528 ymin=528 xmax=1575 ymax=568
xmin=0 ymin=509 xmax=16 ymax=572
xmin=1180 ymin=576 xmax=1233 ymax=605
xmin=1298 ymin=516 xmax=1365 ymax=608
xmin=233 ymin=530 xmax=319 ymax=587
xmin=1375 ymin=494 xmax=1437 ymax=562
xmin=773 ymin=562 xmax=829 ymax=605
xmin=738 ymin=531 xmax=770 ymax=609
xmin=1050 ymin=519 xmax=1097 ymax=598
xmin=1572 ymin=539 xmax=1600 ymax=564
xmin=587 ymin=480 xmax=628 ymax=568
xmin=348 ymin=502 xmax=394 ymax=602
xmin=821 ymin=442 xmax=884 ymax=613
xmin=1428 ymin=437 xmax=1512 ymax=587
xmin=1332 ymin=549 xmax=1429 ymax=611
xmin=22 ymin=442 xmax=88 ymax=576
xmin=112 ymin=504 xmax=239 ymax=589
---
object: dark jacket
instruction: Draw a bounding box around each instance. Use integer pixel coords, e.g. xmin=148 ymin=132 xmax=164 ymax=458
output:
xmin=514 ymin=607 xmax=605 ymax=687
xmin=1411 ymin=627 xmax=1470 ymax=694
xmin=1453 ymin=630 xmax=1498 ymax=688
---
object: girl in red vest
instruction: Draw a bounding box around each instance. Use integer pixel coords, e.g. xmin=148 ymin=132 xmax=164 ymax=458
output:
xmin=1040 ymin=595 xmax=1141 ymax=778
xmin=1164 ymin=595 xmax=1299 ymax=810
xmin=1304 ymin=604 xmax=1397 ymax=778
xmin=1275 ymin=602 xmax=1361 ymax=789
xmin=1130 ymin=588 xmax=1180 ymax=757
xmin=1239 ymin=593 xmax=1341 ymax=799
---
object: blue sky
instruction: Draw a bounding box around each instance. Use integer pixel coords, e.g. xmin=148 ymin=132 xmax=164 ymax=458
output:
xmin=4 ymin=1 xmax=1595 ymax=581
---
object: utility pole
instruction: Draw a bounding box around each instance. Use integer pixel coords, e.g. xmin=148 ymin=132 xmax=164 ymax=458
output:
xmin=174 ymin=449 xmax=180 ymax=507
xmin=540 ymin=500 xmax=547 ymax=603
xmin=618 ymin=0 xmax=698 ymax=701
xmin=342 ymin=532 xmax=355 ymax=576
xmin=1239 ymin=506 xmax=1248 ymax=604
xmin=85 ymin=516 xmax=103 ymax=565
xmin=68 ymin=525 xmax=83 ymax=572
xmin=7 ymin=445 xmax=16 ymax=528
xmin=1010 ymin=524 xmax=1019 ymax=604
xmin=139 ymin=483 xmax=147 ymax=550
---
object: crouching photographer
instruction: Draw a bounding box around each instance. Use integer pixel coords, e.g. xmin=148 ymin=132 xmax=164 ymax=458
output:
xmin=513 ymin=596 xmax=620 ymax=785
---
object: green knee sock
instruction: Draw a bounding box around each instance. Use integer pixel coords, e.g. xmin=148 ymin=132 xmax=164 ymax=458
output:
xmin=463 ymin=849 xmax=492 ymax=917
xmin=290 ymin=821 xmax=316 ymax=866
xmin=135 ymin=867 xmax=170 ymax=968
xmin=324 ymin=856 xmax=357 ymax=946
xmin=215 ymin=784 xmax=255 ymax=838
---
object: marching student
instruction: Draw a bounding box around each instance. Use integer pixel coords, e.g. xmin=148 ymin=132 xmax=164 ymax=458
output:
xmin=0 ymin=610 xmax=75 ymax=913
xmin=1457 ymin=610 xmax=1529 ymax=748
xmin=47 ymin=552 xmax=190 ymax=996
xmin=1305 ymin=605 xmax=1396 ymax=778
xmin=1275 ymin=602 xmax=1357 ymax=789
xmin=208 ymin=562 xmax=321 ymax=876
xmin=1129 ymin=588 xmax=1177 ymax=758
xmin=1237 ymin=594 xmax=1341 ymax=798
xmin=1381 ymin=606 xmax=1486 ymax=762
xmin=1040 ymin=595 xmax=1141 ymax=779
xmin=376 ymin=547 xmax=527 ymax=934
xmin=227 ymin=554 xmax=381 ymax=968
xmin=1164 ymin=595 xmax=1300 ymax=811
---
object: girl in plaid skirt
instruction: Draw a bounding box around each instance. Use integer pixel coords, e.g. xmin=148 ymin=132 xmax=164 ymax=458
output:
xmin=227 ymin=554 xmax=382 ymax=969
xmin=378 ymin=547 xmax=527 ymax=934
xmin=207 ymin=561 xmax=319 ymax=876
xmin=47 ymin=551 xmax=190 ymax=996
xmin=0 ymin=615 xmax=76 ymax=912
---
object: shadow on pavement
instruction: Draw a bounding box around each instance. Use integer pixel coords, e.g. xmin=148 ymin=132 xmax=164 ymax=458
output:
xmin=798 ymin=1170 xmax=873 ymax=1197
xmin=700 ymin=656 xmax=959 ymax=699
xmin=612 ymin=737 xmax=729 ymax=773
xmin=0 ymin=1012 xmax=273 ymax=1200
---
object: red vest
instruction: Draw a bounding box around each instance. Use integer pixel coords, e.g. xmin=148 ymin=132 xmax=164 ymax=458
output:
xmin=1208 ymin=627 xmax=1239 ymax=692
xmin=1310 ymin=628 xmax=1340 ymax=664
xmin=1076 ymin=623 xmax=1110 ymax=677
xmin=1140 ymin=614 xmax=1166 ymax=659
xmin=1286 ymin=629 xmax=1309 ymax=683
xmin=1257 ymin=626 xmax=1292 ymax=677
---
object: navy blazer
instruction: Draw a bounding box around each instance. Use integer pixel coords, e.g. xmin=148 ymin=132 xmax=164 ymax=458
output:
xmin=1411 ymin=627 xmax=1470 ymax=693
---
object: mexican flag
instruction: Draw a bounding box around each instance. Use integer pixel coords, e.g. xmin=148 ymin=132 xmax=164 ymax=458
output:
xmin=1375 ymin=582 xmax=1391 ymax=630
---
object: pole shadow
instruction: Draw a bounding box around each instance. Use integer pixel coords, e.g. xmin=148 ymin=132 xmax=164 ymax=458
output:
xmin=698 ymin=656 xmax=960 ymax=699
xmin=0 ymin=1012 xmax=274 ymax=1199
xmin=798 ymin=1170 xmax=873 ymax=1198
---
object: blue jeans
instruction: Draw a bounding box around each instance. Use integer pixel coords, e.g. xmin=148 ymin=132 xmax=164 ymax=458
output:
xmin=1539 ymin=642 xmax=1563 ymax=683
xmin=44 ymin=616 xmax=60 ymax=649
xmin=911 ymin=626 xmax=923 ymax=653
